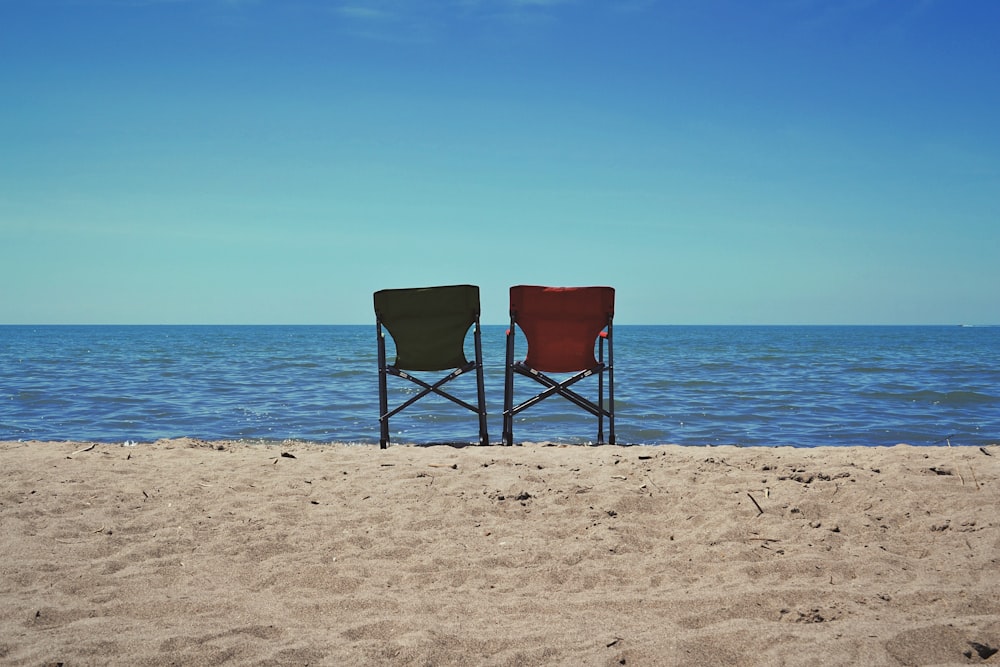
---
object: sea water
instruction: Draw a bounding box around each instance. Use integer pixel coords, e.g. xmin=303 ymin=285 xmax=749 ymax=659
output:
xmin=1 ymin=325 xmax=997 ymax=447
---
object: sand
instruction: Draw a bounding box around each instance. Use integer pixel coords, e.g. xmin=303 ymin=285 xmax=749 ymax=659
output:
xmin=1 ymin=439 xmax=998 ymax=666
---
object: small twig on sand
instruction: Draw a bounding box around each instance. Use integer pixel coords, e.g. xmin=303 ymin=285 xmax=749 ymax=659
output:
xmin=69 ymin=444 xmax=96 ymax=457
xmin=747 ymin=493 xmax=764 ymax=516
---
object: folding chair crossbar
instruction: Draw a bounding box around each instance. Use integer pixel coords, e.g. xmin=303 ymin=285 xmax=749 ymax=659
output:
xmin=383 ymin=363 xmax=481 ymax=420
xmin=508 ymin=363 xmax=609 ymax=418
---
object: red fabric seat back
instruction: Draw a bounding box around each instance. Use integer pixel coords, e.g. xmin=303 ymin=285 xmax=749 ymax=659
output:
xmin=510 ymin=285 xmax=614 ymax=373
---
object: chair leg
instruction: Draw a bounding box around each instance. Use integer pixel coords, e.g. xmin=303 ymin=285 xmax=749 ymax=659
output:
xmin=598 ymin=334 xmax=605 ymax=445
xmin=502 ymin=323 xmax=515 ymax=446
xmin=476 ymin=372 xmax=489 ymax=447
xmin=474 ymin=318 xmax=489 ymax=446
xmin=379 ymin=401 xmax=389 ymax=448
xmin=608 ymin=322 xmax=615 ymax=445
xmin=377 ymin=322 xmax=389 ymax=449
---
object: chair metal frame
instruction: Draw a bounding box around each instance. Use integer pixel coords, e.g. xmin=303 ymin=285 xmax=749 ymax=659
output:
xmin=502 ymin=285 xmax=615 ymax=446
xmin=375 ymin=285 xmax=489 ymax=448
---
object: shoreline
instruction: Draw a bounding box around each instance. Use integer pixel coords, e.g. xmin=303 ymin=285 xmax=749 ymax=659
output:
xmin=6 ymin=438 xmax=998 ymax=448
xmin=2 ymin=439 xmax=998 ymax=665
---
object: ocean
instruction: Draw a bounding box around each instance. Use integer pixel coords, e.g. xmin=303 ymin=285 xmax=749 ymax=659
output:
xmin=1 ymin=325 xmax=997 ymax=447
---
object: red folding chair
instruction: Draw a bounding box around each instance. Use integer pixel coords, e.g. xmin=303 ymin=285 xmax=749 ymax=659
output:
xmin=502 ymin=285 xmax=615 ymax=445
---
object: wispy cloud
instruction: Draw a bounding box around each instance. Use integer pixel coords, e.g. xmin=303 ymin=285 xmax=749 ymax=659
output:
xmin=328 ymin=1 xmax=441 ymax=43
xmin=332 ymin=0 xmax=576 ymax=21
xmin=74 ymin=0 xmax=262 ymax=6
xmin=453 ymin=0 xmax=579 ymax=27
xmin=324 ymin=0 xmax=588 ymax=41
xmin=336 ymin=6 xmax=397 ymax=21
xmin=84 ymin=0 xmax=586 ymax=19
xmin=509 ymin=0 xmax=570 ymax=6
xmin=78 ymin=0 xmax=645 ymax=42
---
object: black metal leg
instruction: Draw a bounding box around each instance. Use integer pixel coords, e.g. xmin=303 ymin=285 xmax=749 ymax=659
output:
xmin=377 ymin=321 xmax=389 ymax=449
xmin=598 ymin=334 xmax=605 ymax=445
xmin=474 ymin=318 xmax=489 ymax=446
xmin=608 ymin=321 xmax=615 ymax=445
xmin=502 ymin=320 xmax=515 ymax=445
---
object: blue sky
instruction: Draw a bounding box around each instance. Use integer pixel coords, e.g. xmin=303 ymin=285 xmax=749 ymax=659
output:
xmin=2 ymin=0 xmax=998 ymax=324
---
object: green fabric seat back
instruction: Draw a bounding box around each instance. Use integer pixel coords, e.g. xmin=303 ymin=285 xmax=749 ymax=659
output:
xmin=374 ymin=284 xmax=480 ymax=371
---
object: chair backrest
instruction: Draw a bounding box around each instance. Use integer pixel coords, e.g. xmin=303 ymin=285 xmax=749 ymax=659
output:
xmin=510 ymin=285 xmax=615 ymax=373
xmin=374 ymin=284 xmax=480 ymax=371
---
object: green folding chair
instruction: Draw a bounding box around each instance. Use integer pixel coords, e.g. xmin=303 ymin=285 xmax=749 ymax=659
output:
xmin=374 ymin=284 xmax=489 ymax=448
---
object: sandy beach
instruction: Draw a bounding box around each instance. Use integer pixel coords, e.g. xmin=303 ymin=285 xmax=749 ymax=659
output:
xmin=1 ymin=439 xmax=998 ymax=666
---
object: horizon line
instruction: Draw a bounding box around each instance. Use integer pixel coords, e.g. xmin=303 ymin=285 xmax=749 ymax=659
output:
xmin=2 ymin=323 xmax=997 ymax=328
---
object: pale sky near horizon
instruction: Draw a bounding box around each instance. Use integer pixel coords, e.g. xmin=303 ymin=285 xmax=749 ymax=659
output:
xmin=2 ymin=0 xmax=998 ymax=325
